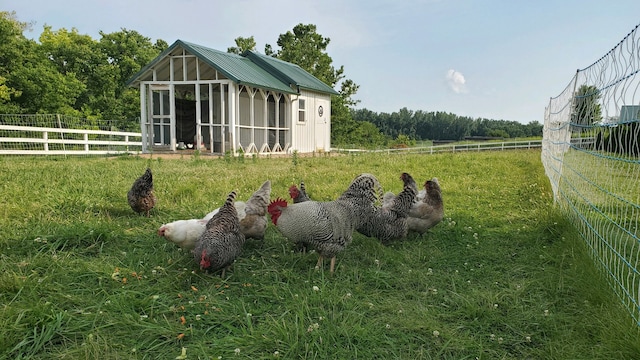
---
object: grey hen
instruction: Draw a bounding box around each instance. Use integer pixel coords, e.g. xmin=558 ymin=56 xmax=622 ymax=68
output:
xmin=239 ymin=180 xmax=271 ymax=240
xmin=268 ymin=173 xmax=381 ymax=274
xmin=193 ymin=191 xmax=245 ymax=277
xmin=127 ymin=168 xmax=156 ymax=217
xmin=358 ymin=172 xmax=417 ymax=244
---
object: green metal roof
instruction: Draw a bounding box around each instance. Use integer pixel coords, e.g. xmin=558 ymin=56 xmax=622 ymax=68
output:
xmin=126 ymin=40 xmax=338 ymax=96
xmin=243 ymin=50 xmax=339 ymax=95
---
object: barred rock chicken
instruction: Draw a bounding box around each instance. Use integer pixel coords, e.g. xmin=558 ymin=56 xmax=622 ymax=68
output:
xmin=193 ymin=191 xmax=245 ymax=277
xmin=268 ymin=174 xmax=381 ymax=274
xmin=127 ymin=168 xmax=156 ymax=217
xmin=289 ymin=180 xmax=311 ymax=203
xmin=288 ymin=181 xmax=312 ymax=253
xmin=358 ymin=172 xmax=417 ymax=244
xmin=407 ymin=178 xmax=444 ymax=234
xmin=159 ymin=181 xmax=270 ymax=249
xmin=238 ymin=180 xmax=271 ymax=241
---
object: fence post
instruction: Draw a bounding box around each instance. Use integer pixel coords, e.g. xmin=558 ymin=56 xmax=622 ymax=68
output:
xmin=43 ymin=131 xmax=48 ymax=152
xmin=84 ymin=133 xmax=89 ymax=152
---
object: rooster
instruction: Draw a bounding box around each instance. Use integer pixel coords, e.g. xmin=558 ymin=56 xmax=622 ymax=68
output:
xmin=268 ymin=173 xmax=381 ymax=274
xmin=127 ymin=168 xmax=156 ymax=217
xmin=159 ymin=181 xmax=269 ymax=249
xmin=193 ymin=191 xmax=245 ymax=277
xmin=407 ymin=178 xmax=444 ymax=234
xmin=358 ymin=172 xmax=417 ymax=244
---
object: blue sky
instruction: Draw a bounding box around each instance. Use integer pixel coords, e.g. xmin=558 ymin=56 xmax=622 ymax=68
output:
xmin=7 ymin=0 xmax=640 ymax=124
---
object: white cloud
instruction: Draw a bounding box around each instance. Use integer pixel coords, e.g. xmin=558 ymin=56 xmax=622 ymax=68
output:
xmin=446 ymin=69 xmax=467 ymax=94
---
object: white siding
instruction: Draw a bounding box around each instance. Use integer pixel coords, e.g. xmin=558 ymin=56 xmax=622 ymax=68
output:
xmin=293 ymin=90 xmax=332 ymax=153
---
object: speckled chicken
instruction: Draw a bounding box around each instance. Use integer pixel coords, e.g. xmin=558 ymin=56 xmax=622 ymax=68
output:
xmin=289 ymin=180 xmax=311 ymax=203
xmin=268 ymin=173 xmax=381 ymax=274
xmin=239 ymin=180 xmax=271 ymax=241
xmin=407 ymin=178 xmax=444 ymax=234
xmin=358 ymin=172 xmax=418 ymax=244
xmin=127 ymin=168 xmax=156 ymax=217
xmin=192 ymin=191 xmax=245 ymax=277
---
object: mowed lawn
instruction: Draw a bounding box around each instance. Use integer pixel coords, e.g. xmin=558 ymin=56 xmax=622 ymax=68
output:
xmin=0 ymin=150 xmax=638 ymax=359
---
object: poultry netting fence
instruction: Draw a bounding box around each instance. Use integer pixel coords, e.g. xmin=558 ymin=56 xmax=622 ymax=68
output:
xmin=0 ymin=114 xmax=142 ymax=156
xmin=542 ymin=24 xmax=640 ymax=326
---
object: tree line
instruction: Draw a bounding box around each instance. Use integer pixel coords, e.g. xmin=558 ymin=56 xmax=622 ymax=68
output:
xmin=1 ymin=10 xmax=542 ymax=148
xmin=352 ymin=108 xmax=543 ymax=143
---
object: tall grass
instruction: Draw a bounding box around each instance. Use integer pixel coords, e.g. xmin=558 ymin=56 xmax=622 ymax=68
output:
xmin=0 ymin=151 xmax=638 ymax=359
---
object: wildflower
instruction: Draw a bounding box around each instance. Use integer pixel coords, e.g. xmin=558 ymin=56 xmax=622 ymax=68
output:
xmin=180 ymin=316 xmax=186 ymax=325
xmin=274 ymin=350 xmax=280 ymax=357
xmin=177 ymin=333 xmax=185 ymax=340
xmin=543 ymin=310 xmax=549 ymax=316
xmin=312 ymin=286 xmax=320 ymax=291
xmin=427 ymin=268 xmax=433 ymax=275
xmin=493 ymin=303 xmax=498 ymax=308
xmin=152 ymin=295 xmax=160 ymax=300
xmin=374 ymin=259 xmax=380 ymax=266
xmin=307 ymin=323 xmax=319 ymax=332
xmin=433 ymin=330 xmax=440 ymax=337
xmin=346 ymin=293 xmax=352 ymax=298
xmin=196 ymin=314 xmax=202 ymax=321
xmin=385 ymin=324 xmax=391 ymax=329
xmin=140 ymin=314 xmax=148 ymax=320
xmin=234 ymin=348 xmax=241 ymax=355
xmin=526 ymin=336 xmax=531 ymax=342
xmin=175 ymin=347 xmax=187 ymax=359
xmin=498 ymin=337 xmax=503 ymax=344
xmin=191 ymin=285 xmax=198 ymax=292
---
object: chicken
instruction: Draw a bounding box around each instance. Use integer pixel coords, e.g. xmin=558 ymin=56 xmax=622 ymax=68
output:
xmin=288 ymin=181 xmax=312 ymax=252
xmin=193 ymin=190 xmax=245 ymax=277
xmin=289 ymin=180 xmax=311 ymax=203
xmin=159 ymin=181 xmax=269 ymax=249
xmin=239 ymin=180 xmax=271 ymax=241
xmin=407 ymin=178 xmax=444 ymax=234
xmin=158 ymin=217 xmax=208 ymax=250
xmin=268 ymin=173 xmax=381 ymax=274
xmin=127 ymin=167 xmax=156 ymax=217
xmin=358 ymin=172 xmax=417 ymax=244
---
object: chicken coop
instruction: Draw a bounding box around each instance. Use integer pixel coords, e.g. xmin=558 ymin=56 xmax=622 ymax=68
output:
xmin=126 ymin=40 xmax=338 ymax=155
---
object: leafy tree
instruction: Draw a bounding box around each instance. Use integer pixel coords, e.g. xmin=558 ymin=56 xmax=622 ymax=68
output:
xmin=96 ymin=29 xmax=167 ymax=120
xmin=0 ymin=11 xmax=29 ymax=113
xmin=227 ymin=36 xmax=256 ymax=54
xmin=264 ymin=23 xmax=383 ymax=147
xmin=572 ymin=84 xmax=602 ymax=126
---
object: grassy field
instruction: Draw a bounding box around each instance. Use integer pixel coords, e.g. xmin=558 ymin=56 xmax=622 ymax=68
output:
xmin=0 ymin=150 xmax=638 ymax=359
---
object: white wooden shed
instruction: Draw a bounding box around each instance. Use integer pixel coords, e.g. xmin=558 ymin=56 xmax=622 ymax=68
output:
xmin=126 ymin=40 xmax=338 ymax=155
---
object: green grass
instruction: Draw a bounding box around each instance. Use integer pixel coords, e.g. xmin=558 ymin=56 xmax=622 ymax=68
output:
xmin=0 ymin=151 xmax=638 ymax=359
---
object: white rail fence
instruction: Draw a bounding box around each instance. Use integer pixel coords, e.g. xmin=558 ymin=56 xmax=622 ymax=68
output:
xmin=542 ymin=23 xmax=640 ymax=326
xmin=333 ymin=139 xmax=542 ymax=154
xmin=0 ymin=125 xmax=142 ymax=155
xmin=0 ymin=114 xmax=142 ymax=156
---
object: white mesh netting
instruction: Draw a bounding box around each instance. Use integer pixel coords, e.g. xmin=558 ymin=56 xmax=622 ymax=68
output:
xmin=542 ymin=24 xmax=640 ymax=325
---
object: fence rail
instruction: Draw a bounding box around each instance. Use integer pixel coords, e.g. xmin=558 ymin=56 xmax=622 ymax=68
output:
xmin=0 ymin=124 xmax=142 ymax=155
xmin=333 ymin=140 xmax=542 ymax=154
